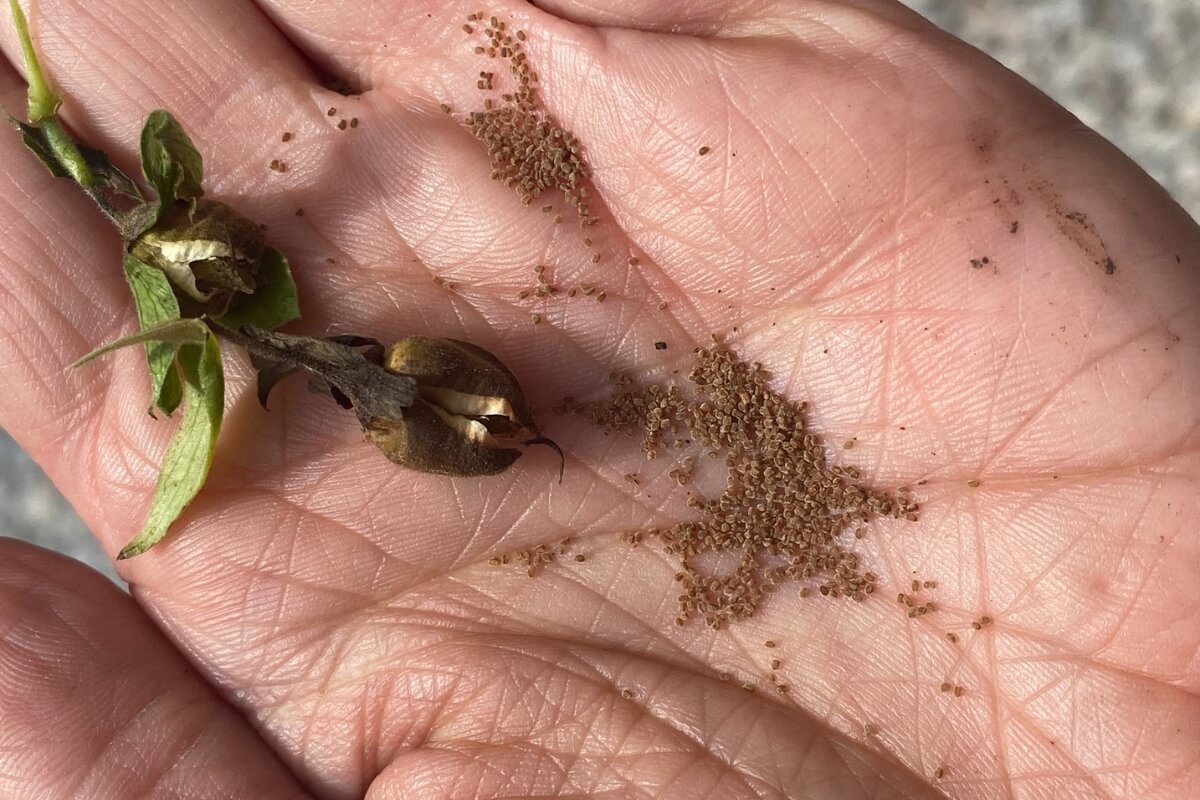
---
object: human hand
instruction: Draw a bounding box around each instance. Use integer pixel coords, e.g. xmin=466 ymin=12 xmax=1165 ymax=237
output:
xmin=1 ymin=1 xmax=1197 ymax=797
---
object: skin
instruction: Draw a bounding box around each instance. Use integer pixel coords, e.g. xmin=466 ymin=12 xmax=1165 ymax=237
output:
xmin=0 ymin=0 xmax=1197 ymax=797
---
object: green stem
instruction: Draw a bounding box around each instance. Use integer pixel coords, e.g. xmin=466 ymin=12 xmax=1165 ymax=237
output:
xmin=10 ymin=0 xmax=57 ymax=122
xmin=9 ymin=0 xmax=95 ymax=187
xmin=40 ymin=117 xmax=95 ymax=187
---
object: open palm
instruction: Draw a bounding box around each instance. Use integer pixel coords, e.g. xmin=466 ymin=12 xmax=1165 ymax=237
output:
xmin=1 ymin=1 xmax=1197 ymax=798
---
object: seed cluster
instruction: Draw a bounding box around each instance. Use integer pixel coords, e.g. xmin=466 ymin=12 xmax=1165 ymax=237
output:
xmin=573 ymin=339 xmax=920 ymax=629
xmin=461 ymin=14 xmax=595 ymax=224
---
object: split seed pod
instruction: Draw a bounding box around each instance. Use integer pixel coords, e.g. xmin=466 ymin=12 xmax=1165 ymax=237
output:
xmin=231 ymin=326 xmax=562 ymax=480
xmin=372 ymin=336 xmax=563 ymax=477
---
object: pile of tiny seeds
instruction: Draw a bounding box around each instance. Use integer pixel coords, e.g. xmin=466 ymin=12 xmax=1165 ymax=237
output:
xmin=573 ymin=340 xmax=920 ymax=629
xmin=460 ymin=14 xmax=596 ymax=224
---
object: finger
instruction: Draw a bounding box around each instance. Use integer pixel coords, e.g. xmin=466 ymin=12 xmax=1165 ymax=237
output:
xmin=0 ymin=0 xmax=314 ymax=168
xmin=0 ymin=538 xmax=312 ymax=799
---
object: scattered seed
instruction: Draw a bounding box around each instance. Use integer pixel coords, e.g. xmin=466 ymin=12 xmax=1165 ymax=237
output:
xmin=718 ymin=671 xmax=731 ymax=682
xmin=980 ymin=615 xmax=993 ymax=626
xmin=698 ymin=146 xmax=711 ymax=155
xmin=462 ymin=24 xmax=473 ymax=33
xmin=770 ymin=658 xmax=780 ymax=670
xmin=741 ymin=682 xmax=755 ymax=693
xmin=655 ymin=342 xmax=667 ymax=351
xmin=628 ymin=256 xmax=640 ymax=266
xmin=657 ymin=301 xmax=668 ymax=310
xmin=350 ymin=117 xmax=359 ymax=128
xmin=940 ymin=681 xmax=952 ymax=693
xmin=764 ymin=640 xmax=777 ymax=648
xmin=579 ymin=284 xmax=595 ymax=296
xmin=967 ymin=478 xmax=981 ymax=487
xmin=596 ymin=292 xmax=607 ymax=302
xmin=912 ymin=579 xmax=921 ymax=593
xmin=337 ymin=119 xmax=348 ymax=130
xmin=953 ymin=685 xmax=965 ymax=697
xmin=843 ymin=440 xmax=855 ymax=449
xmin=327 ymin=107 xmax=337 ymax=116
xmin=281 ymin=131 xmax=293 ymax=142
xmin=946 ymin=632 xmax=959 ymax=643
xmin=934 ymin=767 xmax=946 ymax=780
xmin=531 ymin=313 xmax=542 ymax=325
xmin=295 ymin=208 xmax=304 ymax=217
xmin=971 ymin=621 xmax=982 ymax=630
xmin=923 ymin=580 xmax=938 ymax=589
xmin=591 ymin=252 xmax=602 ymax=264
xmin=440 ymin=103 xmax=453 ymax=113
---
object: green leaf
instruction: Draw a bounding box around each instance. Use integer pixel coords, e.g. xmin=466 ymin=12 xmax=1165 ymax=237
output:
xmin=140 ymin=109 xmax=204 ymax=219
xmin=71 ymin=317 xmax=209 ymax=368
xmin=123 ymin=255 xmax=185 ymax=414
xmin=9 ymin=0 xmax=58 ymax=123
xmin=117 ymin=328 xmax=224 ymax=559
xmin=216 ymin=248 xmax=300 ymax=330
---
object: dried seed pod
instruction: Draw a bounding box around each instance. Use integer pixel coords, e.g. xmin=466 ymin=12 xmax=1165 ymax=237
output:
xmin=373 ymin=336 xmax=564 ymax=478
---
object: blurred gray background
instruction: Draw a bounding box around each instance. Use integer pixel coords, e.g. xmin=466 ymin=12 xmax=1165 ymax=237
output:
xmin=2 ymin=1 xmax=1198 ymax=585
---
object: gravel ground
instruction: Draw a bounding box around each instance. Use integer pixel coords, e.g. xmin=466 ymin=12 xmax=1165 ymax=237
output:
xmin=1 ymin=1 xmax=1197 ymax=583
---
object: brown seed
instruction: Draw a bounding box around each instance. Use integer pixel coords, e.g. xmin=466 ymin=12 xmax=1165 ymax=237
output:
xmin=281 ymin=131 xmax=292 ymax=142
xmin=337 ymin=119 xmax=348 ymax=130
xmin=946 ymin=632 xmax=959 ymax=643
xmin=327 ymin=107 xmax=337 ymax=116
xmin=770 ymin=658 xmax=780 ymax=670
xmin=516 ymin=30 xmax=526 ymax=41
xmin=980 ymin=615 xmax=993 ymax=626
xmin=596 ymin=292 xmax=607 ymax=302
xmin=911 ymin=580 xmax=921 ymax=593
xmin=698 ymin=146 xmax=711 ymax=155
xmin=967 ymin=478 xmax=981 ymax=488
xmin=440 ymin=103 xmax=452 ymax=113
xmin=843 ymin=440 xmax=855 ymax=449
xmin=574 ymin=554 xmax=585 ymax=562
xmin=657 ymin=301 xmax=668 ymax=310
xmin=462 ymin=24 xmax=473 ymax=33
xmin=940 ymin=681 xmax=952 ymax=693
xmin=350 ymin=117 xmax=359 ymax=128
xmin=934 ymin=767 xmax=945 ymax=780
xmin=531 ymin=313 xmax=542 ymax=324
xmin=923 ymin=580 xmax=937 ymax=589
xmin=953 ymin=685 xmax=965 ymax=697
xmin=295 ymin=208 xmax=304 ymax=217
xmin=628 ymin=256 xmax=640 ymax=266
xmin=591 ymin=252 xmax=602 ymax=264
xmin=971 ymin=621 xmax=982 ymax=630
